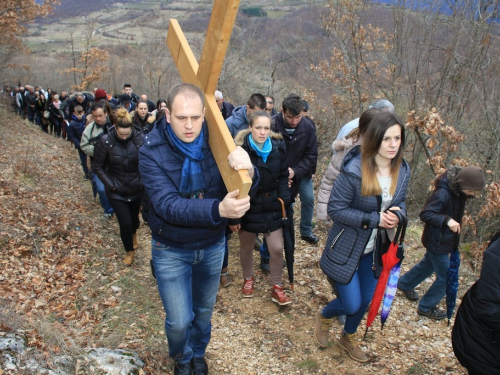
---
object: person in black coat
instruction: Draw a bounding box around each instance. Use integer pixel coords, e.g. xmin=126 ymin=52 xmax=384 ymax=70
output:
xmin=66 ymin=105 xmax=89 ymax=180
xmin=271 ymin=94 xmax=319 ymax=244
xmin=36 ymin=92 xmax=50 ymax=133
xmin=398 ymin=166 xmax=486 ymax=320
xmin=48 ymin=94 xmax=65 ymax=137
xmin=132 ymin=100 xmax=155 ymax=134
xmin=215 ymin=90 xmax=234 ymax=120
xmin=230 ymin=111 xmax=292 ymax=306
xmin=93 ymin=108 xmax=144 ymax=266
xmin=452 ymin=231 xmax=500 ymax=375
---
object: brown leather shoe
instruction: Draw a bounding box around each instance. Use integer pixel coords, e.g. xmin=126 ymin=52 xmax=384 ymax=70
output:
xmin=271 ymin=285 xmax=291 ymax=306
xmin=242 ymin=276 xmax=254 ymax=297
xmin=220 ymin=267 xmax=232 ymax=288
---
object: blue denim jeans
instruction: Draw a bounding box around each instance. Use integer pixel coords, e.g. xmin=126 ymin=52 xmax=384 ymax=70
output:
xmin=398 ymin=250 xmax=450 ymax=311
xmin=92 ymin=173 xmax=113 ymax=214
xmin=299 ymin=178 xmax=314 ymax=237
xmin=77 ymin=148 xmax=89 ymax=175
xmin=321 ymin=253 xmax=377 ymax=334
xmin=152 ymin=236 xmax=225 ymax=364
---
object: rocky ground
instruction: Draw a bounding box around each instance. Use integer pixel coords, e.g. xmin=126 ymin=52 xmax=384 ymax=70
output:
xmin=0 ymin=107 xmax=473 ymax=374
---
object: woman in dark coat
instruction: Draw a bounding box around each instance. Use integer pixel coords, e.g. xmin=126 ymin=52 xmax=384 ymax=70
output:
xmin=452 ymin=232 xmax=500 ymax=375
xmin=132 ymin=100 xmax=155 ymax=134
xmin=93 ymin=107 xmax=144 ymax=266
xmin=230 ymin=111 xmax=292 ymax=306
xmin=36 ymin=92 xmax=49 ymax=133
xmin=315 ymin=112 xmax=410 ymax=362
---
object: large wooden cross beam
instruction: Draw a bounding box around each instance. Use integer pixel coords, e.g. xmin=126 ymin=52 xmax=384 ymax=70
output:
xmin=166 ymin=0 xmax=252 ymax=198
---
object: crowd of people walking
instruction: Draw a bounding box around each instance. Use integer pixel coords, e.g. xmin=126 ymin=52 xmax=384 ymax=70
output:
xmin=2 ymin=81 xmax=497 ymax=375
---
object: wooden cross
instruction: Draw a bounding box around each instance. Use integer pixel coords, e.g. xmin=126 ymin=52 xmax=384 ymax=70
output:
xmin=166 ymin=0 xmax=252 ymax=198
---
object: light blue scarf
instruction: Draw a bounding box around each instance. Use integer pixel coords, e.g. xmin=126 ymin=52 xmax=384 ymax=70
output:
xmin=248 ymin=134 xmax=272 ymax=162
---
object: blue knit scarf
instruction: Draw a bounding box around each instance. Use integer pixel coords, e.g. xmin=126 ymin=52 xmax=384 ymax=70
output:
xmin=166 ymin=124 xmax=206 ymax=198
xmin=249 ymin=134 xmax=272 ymax=162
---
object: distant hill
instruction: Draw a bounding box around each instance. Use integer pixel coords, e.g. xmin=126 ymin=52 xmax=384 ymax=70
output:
xmin=40 ymin=0 xmax=139 ymax=21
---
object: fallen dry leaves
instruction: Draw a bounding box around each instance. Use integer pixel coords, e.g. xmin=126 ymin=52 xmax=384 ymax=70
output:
xmin=0 ymin=105 xmax=472 ymax=374
xmin=0 ymin=107 xmax=125 ymax=349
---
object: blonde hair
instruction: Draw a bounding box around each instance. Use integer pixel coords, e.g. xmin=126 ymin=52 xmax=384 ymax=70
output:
xmin=114 ymin=107 xmax=133 ymax=128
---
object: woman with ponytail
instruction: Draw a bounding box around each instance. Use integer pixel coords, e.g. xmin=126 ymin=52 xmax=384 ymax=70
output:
xmin=314 ymin=112 xmax=410 ymax=362
xmin=93 ymin=108 xmax=144 ymax=266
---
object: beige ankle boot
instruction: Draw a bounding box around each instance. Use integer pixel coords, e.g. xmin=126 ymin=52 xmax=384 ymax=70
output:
xmin=123 ymin=251 xmax=135 ymax=266
xmin=314 ymin=310 xmax=333 ymax=347
xmin=132 ymin=234 xmax=138 ymax=250
xmin=338 ymin=330 xmax=369 ymax=362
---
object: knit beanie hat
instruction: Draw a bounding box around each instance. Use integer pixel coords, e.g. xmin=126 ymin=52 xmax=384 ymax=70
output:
xmin=456 ymin=166 xmax=485 ymax=191
xmin=94 ymin=89 xmax=108 ymax=101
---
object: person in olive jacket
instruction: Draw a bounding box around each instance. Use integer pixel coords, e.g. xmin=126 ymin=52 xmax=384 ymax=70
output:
xmin=398 ymin=165 xmax=486 ymax=320
xmin=452 ymin=231 xmax=500 ymax=375
xmin=93 ymin=107 xmax=144 ymax=266
xmin=230 ymin=111 xmax=292 ymax=306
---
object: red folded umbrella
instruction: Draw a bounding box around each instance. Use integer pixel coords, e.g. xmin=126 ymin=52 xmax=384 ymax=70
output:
xmin=364 ymin=213 xmax=407 ymax=337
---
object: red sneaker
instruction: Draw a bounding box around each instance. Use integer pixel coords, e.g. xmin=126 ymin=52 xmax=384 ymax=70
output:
xmin=271 ymin=285 xmax=291 ymax=306
xmin=242 ymin=276 xmax=254 ymax=298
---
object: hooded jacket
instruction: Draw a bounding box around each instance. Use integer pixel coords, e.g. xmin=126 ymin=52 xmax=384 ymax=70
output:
xmin=232 ymin=129 xmax=291 ymax=233
xmin=420 ymin=166 xmax=471 ymax=254
xmin=452 ymin=234 xmax=500 ymax=375
xmin=226 ymin=105 xmax=250 ymax=138
xmin=138 ymin=117 xmax=259 ymax=250
xmin=317 ymin=136 xmax=359 ymax=221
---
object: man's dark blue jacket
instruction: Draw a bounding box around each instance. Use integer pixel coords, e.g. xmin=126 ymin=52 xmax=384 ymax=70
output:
xmin=139 ymin=117 xmax=258 ymax=250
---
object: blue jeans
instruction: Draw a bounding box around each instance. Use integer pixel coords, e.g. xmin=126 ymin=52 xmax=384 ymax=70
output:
xmin=92 ymin=173 xmax=113 ymax=214
xmin=77 ymin=147 xmax=89 ymax=175
xmin=152 ymin=237 xmax=225 ymax=364
xmin=321 ymin=253 xmax=377 ymax=334
xmin=398 ymin=250 xmax=450 ymax=312
xmin=299 ymin=178 xmax=314 ymax=237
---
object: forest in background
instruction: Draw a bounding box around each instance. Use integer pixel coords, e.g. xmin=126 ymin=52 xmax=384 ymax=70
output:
xmin=2 ymin=0 xmax=500 ymax=265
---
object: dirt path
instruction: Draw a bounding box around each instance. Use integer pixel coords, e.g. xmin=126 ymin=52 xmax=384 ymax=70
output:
xmin=0 ymin=111 xmax=469 ymax=374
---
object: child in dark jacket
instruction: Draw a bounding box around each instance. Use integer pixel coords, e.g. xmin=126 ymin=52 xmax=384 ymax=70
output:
xmin=66 ymin=105 xmax=89 ymax=180
xmin=398 ymin=165 xmax=485 ymax=320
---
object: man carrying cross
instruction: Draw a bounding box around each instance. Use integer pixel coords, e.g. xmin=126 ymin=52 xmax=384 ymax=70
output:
xmin=139 ymin=83 xmax=258 ymax=375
